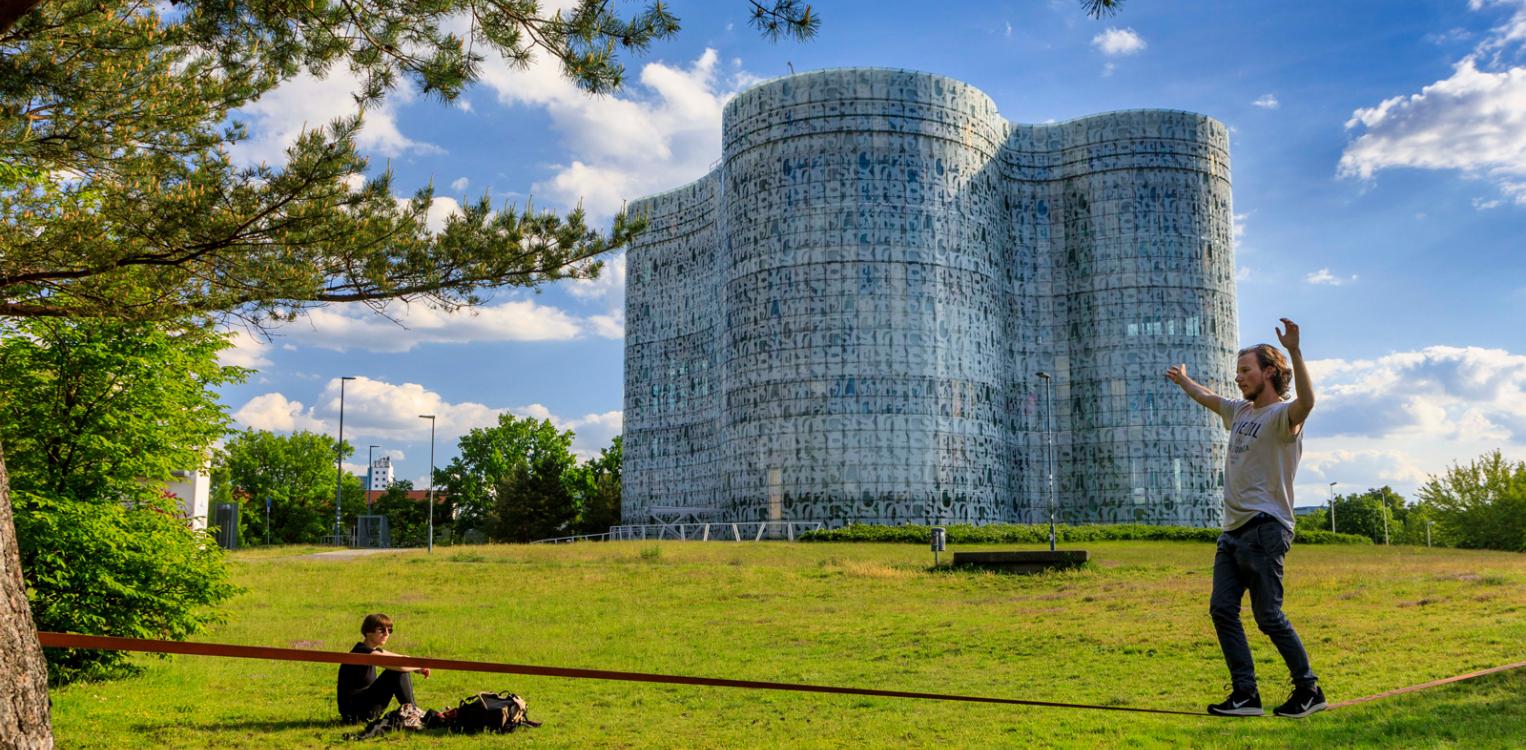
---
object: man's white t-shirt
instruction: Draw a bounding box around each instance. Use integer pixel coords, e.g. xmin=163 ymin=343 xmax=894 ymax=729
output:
xmin=1217 ymin=398 xmax=1303 ymax=532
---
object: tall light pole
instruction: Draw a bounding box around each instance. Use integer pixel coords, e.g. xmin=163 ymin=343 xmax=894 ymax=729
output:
xmin=334 ymin=376 xmax=356 ymax=544
xmin=1328 ymin=481 xmax=1337 ymax=533
xmin=419 ymin=414 xmax=436 ymax=553
xmin=1036 ymin=371 xmax=1056 ymax=553
xmin=366 ymin=444 xmax=380 ymax=510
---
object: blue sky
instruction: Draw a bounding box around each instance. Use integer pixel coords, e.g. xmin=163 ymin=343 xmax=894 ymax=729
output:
xmin=217 ymin=0 xmax=1526 ymax=508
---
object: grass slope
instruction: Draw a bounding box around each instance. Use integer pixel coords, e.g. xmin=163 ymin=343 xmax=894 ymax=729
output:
xmin=49 ymin=541 xmax=1526 ymax=748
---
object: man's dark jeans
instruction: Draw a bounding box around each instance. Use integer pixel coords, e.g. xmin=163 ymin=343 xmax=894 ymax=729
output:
xmin=340 ymin=669 xmax=416 ymax=723
xmin=1210 ymin=514 xmax=1317 ymax=691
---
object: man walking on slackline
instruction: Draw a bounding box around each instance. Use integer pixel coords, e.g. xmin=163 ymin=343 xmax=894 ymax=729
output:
xmin=1166 ymin=318 xmax=1327 ymax=718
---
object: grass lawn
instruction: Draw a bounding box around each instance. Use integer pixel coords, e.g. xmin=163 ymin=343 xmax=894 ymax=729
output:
xmin=49 ymin=540 xmax=1526 ymax=748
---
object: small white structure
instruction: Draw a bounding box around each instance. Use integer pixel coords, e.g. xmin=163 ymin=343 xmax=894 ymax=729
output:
xmin=165 ymin=469 xmax=211 ymax=530
xmin=368 ymin=456 xmax=395 ymax=491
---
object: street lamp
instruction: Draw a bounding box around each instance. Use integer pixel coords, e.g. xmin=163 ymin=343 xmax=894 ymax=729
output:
xmin=334 ymin=376 xmax=356 ymax=544
xmin=1328 ymin=481 xmax=1337 ymax=533
xmin=1036 ymin=371 xmax=1056 ymax=553
xmin=366 ymin=444 xmax=380 ymax=510
xmin=419 ymin=414 xmax=436 ymax=553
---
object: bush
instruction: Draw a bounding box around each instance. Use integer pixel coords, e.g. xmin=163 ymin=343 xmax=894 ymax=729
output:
xmin=15 ymin=491 xmax=239 ymax=684
xmin=799 ymin=523 xmax=1372 ymax=545
xmin=1417 ymin=451 xmax=1526 ymax=552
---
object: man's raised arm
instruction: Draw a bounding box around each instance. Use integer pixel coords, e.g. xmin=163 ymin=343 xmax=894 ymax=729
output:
xmin=1166 ymin=363 xmax=1225 ymax=413
xmin=1277 ymin=317 xmax=1314 ymax=430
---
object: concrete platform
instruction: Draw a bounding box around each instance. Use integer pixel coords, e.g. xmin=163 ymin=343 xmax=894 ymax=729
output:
xmin=951 ymin=550 xmax=1089 ymax=574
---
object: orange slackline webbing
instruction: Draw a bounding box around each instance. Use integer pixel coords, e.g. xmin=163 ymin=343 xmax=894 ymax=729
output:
xmin=37 ymin=632 xmax=1199 ymax=717
xmin=37 ymin=632 xmax=1526 ymax=716
xmin=1327 ymin=659 xmax=1526 ymax=710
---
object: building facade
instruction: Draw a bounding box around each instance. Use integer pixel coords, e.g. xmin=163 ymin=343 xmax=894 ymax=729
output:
xmin=623 ymin=69 xmax=1239 ymax=528
xmin=368 ymin=456 xmax=394 ymax=492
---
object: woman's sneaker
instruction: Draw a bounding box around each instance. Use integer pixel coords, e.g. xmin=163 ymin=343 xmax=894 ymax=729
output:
xmin=1274 ymin=684 xmax=1327 ymax=718
xmin=1208 ymin=687 xmax=1264 ymax=716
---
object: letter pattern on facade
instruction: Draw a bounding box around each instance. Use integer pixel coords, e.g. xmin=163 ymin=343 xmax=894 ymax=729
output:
xmin=623 ymin=69 xmax=1238 ymax=527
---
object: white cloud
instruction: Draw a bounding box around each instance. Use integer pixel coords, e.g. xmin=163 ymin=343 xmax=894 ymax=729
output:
xmin=565 ymin=410 xmax=623 ymax=458
xmin=218 ymin=328 xmax=272 ymax=369
xmin=1294 ymin=345 xmax=1526 ymax=499
xmin=234 ymin=378 xmax=621 ymax=459
xmin=233 ymin=393 xmax=329 ymax=433
xmin=1473 ymin=196 xmax=1504 ymax=209
xmin=1235 ymin=265 xmax=1253 ymax=282
xmin=274 ymin=298 xmax=587 ymax=353
xmin=318 ymin=378 xmax=504 ymax=442
xmin=1308 ymin=346 xmax=1526 ymax=442
xmin=568 ymin=253 xmax=626 ymax=301
xmin=1305 ymin=268 xmax=1358 ymax=286
xmin=1252 ymin=93 xmax=1280 ymax=109
xmin=416 ymin=195 xmax=463 ymax=234
xmin=1092 ymin=27 xmax=1147 ymax=56
xmin=1339 ymin=2 xmax=1526 ymax=201
xmin=229 ymin=69 xmax=441 ymax=167
xmin=585 ymin=310 xmax=625 ymax=339
xmin=472 ymin=44 xmax=749 ymax=223
xmin=1005 ymin=21 xmax=1014 ymax=38
xmin=450 ymin=177 xmax=470 ymax=192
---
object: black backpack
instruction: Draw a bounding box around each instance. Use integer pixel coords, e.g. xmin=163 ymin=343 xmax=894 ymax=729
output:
xmin=432 ymin=691 xmax=542 ymax=733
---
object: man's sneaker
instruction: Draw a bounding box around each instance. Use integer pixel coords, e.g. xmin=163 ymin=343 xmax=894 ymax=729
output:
xmin=1207 ymin=687 xmax=1264 ymax=717
xmin=1273 ymin=684 xmax=1328 ymax=718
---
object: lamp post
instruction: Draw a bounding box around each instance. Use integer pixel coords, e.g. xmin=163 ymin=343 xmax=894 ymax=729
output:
xmin=419 ymin=414 xmax=436 ymax=553
xmin=334 ymin=376 xmax=356 ymax=545
xmin=1328 ymin=481 xmax=1337 ymax=533
xmin=366 ymin=444 xmax=380 ymax=510
xmin=1036 ymin=371 xmax=1056 ymax=553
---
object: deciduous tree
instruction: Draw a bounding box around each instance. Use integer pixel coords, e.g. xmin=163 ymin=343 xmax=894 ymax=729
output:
xmin=1417 ymin=450 xmax=1526 ymax=552
xmin=0 ymin=318 xmax=242 ymax=684
xmin=0 ymin=1 xmax=817 ymax=741
xmin=567 ymin=435 xmax=622 ymax=535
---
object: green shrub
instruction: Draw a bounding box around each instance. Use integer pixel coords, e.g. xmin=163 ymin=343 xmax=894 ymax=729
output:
xmin=15 ymin=491 xmax=240 ymax=684
xmin=800 ymin=523 xmax=1371 ymax=545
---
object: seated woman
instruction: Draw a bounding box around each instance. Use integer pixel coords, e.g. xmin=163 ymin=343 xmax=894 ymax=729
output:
xmin=336 ymin=613 xmax=430 ymax=723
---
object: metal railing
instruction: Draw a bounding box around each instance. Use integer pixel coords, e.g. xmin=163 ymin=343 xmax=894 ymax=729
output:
xmin=608 ymin=521 xmax=825 ymax=542
xmin=531 ymin=532 xmax=613 ymax=544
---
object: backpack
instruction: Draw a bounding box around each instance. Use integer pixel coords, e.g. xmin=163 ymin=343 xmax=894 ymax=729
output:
xmin=433 ymin=692 xmax=542 ymax=734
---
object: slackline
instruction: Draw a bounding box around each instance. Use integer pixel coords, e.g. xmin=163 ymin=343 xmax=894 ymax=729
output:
xmin=38 ymin=632 xmax=1526 ymax=716
xmin=37 ymin=632 xmax=1199 ymax=716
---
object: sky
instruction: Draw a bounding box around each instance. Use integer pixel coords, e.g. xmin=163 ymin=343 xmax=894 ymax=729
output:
xmin=216 ymin=0 xmax=1526 ymax=510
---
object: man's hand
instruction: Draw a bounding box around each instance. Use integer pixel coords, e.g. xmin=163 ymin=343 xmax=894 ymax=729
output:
xmin=420 ymin=667 xmax=431 ymax=678
xmin=1167 ymin=362 xmax=1223 ymax=412
xmin=1280 ymin=317 xmax=1314 ymax=430
xmin=1277 ymin=318 xmax=1301 ymax=352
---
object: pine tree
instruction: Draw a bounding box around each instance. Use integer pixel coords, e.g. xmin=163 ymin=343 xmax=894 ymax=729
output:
xmin=0 ymin=2 xmax=817 ymax=744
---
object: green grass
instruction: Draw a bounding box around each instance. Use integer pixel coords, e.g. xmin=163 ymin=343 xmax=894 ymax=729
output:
xmin=49 ymin=541 xmax=1526 ymax=748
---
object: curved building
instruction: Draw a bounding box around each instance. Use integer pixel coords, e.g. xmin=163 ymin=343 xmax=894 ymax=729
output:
xmin=623 ymin=69 xmax=1238 ymax=528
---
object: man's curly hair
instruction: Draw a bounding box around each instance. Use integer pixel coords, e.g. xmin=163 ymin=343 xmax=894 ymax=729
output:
xmin=1239 ymin=344 xmax=1292 ymax=399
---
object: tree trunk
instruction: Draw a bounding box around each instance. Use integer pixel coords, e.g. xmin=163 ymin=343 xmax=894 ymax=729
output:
xmin=0 ymin=441 xmax=53 ymax=748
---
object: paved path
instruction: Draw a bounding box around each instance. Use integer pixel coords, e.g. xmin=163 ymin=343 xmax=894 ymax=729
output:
xmin=301 ymin=548 xmax=413 ymax=560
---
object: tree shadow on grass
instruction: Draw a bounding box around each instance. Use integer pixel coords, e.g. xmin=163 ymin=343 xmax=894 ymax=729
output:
xmin=131 ymin=717 xmax=340 ymax=734
xmin=1186 ymin=670 xmax=1526 ymax=748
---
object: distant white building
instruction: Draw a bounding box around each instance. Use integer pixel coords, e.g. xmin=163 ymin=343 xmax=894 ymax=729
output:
xmin=368 ymin=456 xmax=395 ymax=491
xmin=165 ymin=469 xmax=211 ymax=530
